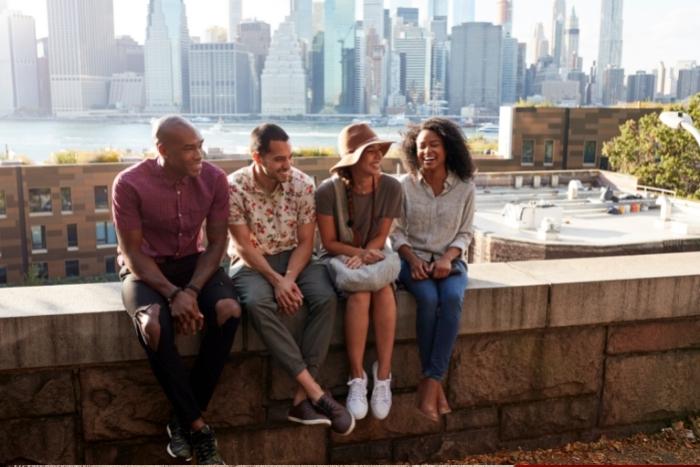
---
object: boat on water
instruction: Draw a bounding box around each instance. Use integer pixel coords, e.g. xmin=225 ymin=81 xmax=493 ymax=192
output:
xmin=477 ymin=123 xmax=499 ymax=134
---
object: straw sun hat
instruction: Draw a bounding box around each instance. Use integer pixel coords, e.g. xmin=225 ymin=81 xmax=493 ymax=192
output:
xmin=330 ymin=122 xmax=394 ymax=173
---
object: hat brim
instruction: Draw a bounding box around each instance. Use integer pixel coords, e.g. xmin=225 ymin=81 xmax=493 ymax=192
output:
xmin=330 ymin=139 xmax=394 ymax=173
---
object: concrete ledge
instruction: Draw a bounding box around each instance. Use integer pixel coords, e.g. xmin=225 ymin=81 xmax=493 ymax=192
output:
xmin=1 ymin=252 xmax=700 ymax=370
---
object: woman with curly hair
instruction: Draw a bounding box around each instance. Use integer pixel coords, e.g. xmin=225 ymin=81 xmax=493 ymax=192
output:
xmin=391 ymin=117 xmax=476 ymax=421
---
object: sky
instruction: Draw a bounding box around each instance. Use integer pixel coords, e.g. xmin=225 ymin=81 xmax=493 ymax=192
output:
xmin=7 ymin=0 xmax=700 ymax=73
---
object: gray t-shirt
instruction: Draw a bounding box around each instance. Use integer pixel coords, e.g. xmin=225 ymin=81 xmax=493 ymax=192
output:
xmin=316 ymin=174 xmax=403 ymax=247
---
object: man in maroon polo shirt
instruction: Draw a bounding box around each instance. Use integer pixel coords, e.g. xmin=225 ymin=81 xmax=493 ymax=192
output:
xmin=112 ymin=115 xmax=239 ymax=465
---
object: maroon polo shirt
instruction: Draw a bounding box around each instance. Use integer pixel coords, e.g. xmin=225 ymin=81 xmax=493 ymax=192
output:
xmin=112 ymin=158 xmax=229 ymax=262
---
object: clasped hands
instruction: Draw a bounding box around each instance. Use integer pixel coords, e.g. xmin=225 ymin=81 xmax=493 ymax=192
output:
xmin=344 ymin=248 xmax=385 ymax=269
xmin=409 ymin=255 xmax=452 ymax=280
xmin=171 ymin=288 xmax=204 ymax=335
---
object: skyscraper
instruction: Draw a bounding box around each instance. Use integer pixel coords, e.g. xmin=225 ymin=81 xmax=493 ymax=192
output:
xmin=229 ymin=0 xmax=242 ymax=41
xmin=396 ymin=7 xmax=418 ymax=27
xmin=46 ymin=0 xmax=115 ymax=113
xmin=565 ymin=7 xmax=580 ymax=70
xmin=364 ymin=0 xmax=387 ymax=114
xmin=0 ymin=10 xmax=40 ymax=115
xmin=501 ymin=36 xmax=519 ymax=104
xmin=529 ymin=22 xmax=548 ymax=64
xmin=324 ymin=0 xmax=356 ymax=108
xmin=451 ymin=0 xmax=475 ymax=29
xmin=428 ymin=16 xmax=448 ymax=108
xmin=449 ymin=22 xmax=502 ymax=112
xmin=393 ymin=18 xmax=429 ymax=105
xmin=144 ymin=0 xmax=190 ymax=112
xmin=291 ymin=0 xmax=313 ymax=44
xmin=596 ymin=0 xmax=624 ymax=102
xmin=550 ymin=0 xmax=566 ymax=67
xmin=261 ymin=17 xmax=306 ymax=115
xmin=601 ymin=67 xmax=625 ymax=105
xmin=626 ymin=71 xmax=655 ymax=102
xmin=428 ymin=0 xmax=448 ymax=20
xmin=496 ymin=0 xmax=512 ymax=37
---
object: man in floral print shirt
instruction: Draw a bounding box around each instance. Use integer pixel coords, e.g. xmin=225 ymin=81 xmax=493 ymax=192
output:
xmin=227 ymin=123 xmax=355 ymax=436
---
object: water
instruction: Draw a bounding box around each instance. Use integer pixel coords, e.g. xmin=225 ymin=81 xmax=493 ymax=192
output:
xmin=0 ymin=119 xmax=487 ymax=163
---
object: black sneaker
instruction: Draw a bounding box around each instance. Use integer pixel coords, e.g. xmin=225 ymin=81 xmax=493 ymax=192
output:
xmin=191 ymin=425 xmax=226 ymax=465
xmin=288 ymin=399 xmax=332 ymax=426
xmin=313 ymin=392 xmax=356 ymax=436
xmin=166 ymin=417 xmax=192 ymax=461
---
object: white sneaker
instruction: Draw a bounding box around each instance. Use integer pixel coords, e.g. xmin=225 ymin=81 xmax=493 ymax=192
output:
xmin=346 ymin=371 xmax=369 ymax=420
xmin=370 ymin=361 xmax=392 ymax=420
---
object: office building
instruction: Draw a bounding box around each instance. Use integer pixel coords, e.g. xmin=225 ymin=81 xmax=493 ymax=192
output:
xmin=626 ymin=71 xmax=655 ymax=102
xmin=115 ymin=36 xmax=144 ymax=74
xmin=529 ymin=22 xmax=549 ymax=65
xmin=189 ymin=42 xmax=258 ymax=114
xmin=229 ymin=0 xmax=242 ymax=41
xmin=393 ymin=18 xmax=429 ymax=105
xmin=47 ymin=0 xmax=115 ymax=113
xmin=601 ymin=66 xmax=625 ymax=105
xmin=676 ymin=66 xmax=700 ymax=101
xmin=565 ymin=7 xmax=580 ymax=70
xmin=108 ymin=72 xmax=144 ymax=111
xmin=550 ymin=0 xmax=566 ymax=67
xmin=291 ymin=0 xmax=313 ymax=44
xmin=396 ymin=7 xmax=418 ymax=26
xmin=323 ymin=0 xmax=355 ymax=108
xmin=449 ymin=22 xmax=502 ymax=112
xmin=261 ymin=18 xmax=306 ymax=115
xmin=596 ymin=0 xmax=624 ymax=102
xmin=0 ymin=10 xmax=39 ymax=115
xmin=496 ymin=0 xmax=512 ymax=37
xmin=144 ymin=0 xmax=190 ymax=112
xmin=450 ymin=0 xmax=475 ymax=30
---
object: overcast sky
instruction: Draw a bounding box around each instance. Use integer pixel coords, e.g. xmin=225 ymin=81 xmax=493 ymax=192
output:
xmin=8 ymin=0 xmax=700 ymax=73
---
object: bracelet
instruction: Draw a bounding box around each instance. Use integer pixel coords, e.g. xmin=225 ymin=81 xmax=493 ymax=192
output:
xmin=167 ymin=287 xmax=183 ymax=303
xmin=185 ymin=283 xmax=201 ymax=295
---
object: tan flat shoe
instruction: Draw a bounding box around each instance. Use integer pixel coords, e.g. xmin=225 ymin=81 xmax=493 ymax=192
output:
xmin=437 ymin=383 xmax=452 ymax=415
xmin=416 ymin=378 xmax=439 ymax=422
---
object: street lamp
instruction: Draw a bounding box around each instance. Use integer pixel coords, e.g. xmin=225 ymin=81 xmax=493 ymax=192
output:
xmin=659 ymin=111 xmax=700 ymax=148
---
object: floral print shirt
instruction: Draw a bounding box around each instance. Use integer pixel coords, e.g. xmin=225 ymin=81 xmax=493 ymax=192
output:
xmin=227 ymin=164 xmax=316 ymax=260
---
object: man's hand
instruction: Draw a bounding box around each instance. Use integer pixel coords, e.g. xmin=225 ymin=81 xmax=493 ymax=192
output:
xmin=171 ymin=289 xmax=204 ymax=335
xmin=409 ymin=257 xmax=432 ymax=280
xmin=431 ymin=256 xmax=452 ymax=280
xmin=274 ymin=276 xmax=304 ymax=315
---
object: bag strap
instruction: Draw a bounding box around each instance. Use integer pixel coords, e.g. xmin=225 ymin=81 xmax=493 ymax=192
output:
xmin=332 ymin=175 xmax=354 ymax=244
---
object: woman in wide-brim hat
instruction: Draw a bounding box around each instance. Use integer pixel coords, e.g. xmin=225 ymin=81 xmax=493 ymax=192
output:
xmin=315 ymin=122 xmax=403 ymax=422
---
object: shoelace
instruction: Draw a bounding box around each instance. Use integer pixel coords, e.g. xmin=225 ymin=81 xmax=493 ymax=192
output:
xmin=347 ymin=378 xmax=367 ymax=402
xmin=194 ymin=431 xmax=217 ymax=462
xmin=372 ymin=380 xmax=390 ymax=402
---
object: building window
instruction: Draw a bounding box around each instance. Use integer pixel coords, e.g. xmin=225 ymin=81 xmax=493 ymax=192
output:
xmin=105 ymin=256 xmax=116 ymax=274
xmin=94 ymin=186 xmax=109 ymax=210
xmin=522 ymin=139 xmax=534 ymax=165
xmin=584 ymin=141 xmax=597 ymax=165
xmin=67 ymin=224 xmax=78 ymax=248
xmin=0 ymin=267 xmax=6 ymax=284
xmin=31 ymin=225 xmax=47 ymax=250
xmin=96 ymin=221 xmax=117 ymax=246
xmin=544 ymin=140 xmax=554 ymax=166
xmin=65 ymin=260 xmax=80 ymax=277
xmin=28 ymin=188 xmax=52 ymax=213
xmin=61 ymin=187 xmax=72 ymax=212
xmin=33 ymin=262 xmax=48 ymax=280
xmin=0 ymin=190 xmax=6 ymax=216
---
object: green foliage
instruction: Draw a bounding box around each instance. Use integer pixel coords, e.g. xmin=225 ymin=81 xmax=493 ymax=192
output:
xmin=604 ymin=93 xmax=700 ymax=200
xmin=292 ymin=147 xmax=336 ymax=158
xmin=51 ymin=149 xmax=124 ymax=164
xmin=468 ymin=135 xmax=498 ymax=155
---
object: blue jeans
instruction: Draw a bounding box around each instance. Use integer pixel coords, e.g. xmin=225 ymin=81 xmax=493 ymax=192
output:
xmin=398 ymin=258 xmax=468 ymax=381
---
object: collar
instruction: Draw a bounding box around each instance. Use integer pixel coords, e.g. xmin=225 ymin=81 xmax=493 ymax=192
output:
xmin=153 ymin=156 xmax=191 ymax=186
xmin=417 ymin=170 xmax=456 ymax=191
xmin=247 ymin=163 xmax=288 ymax=196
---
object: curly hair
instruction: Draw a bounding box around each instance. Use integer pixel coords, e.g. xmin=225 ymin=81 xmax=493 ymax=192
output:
xmin=400 ymin=117 xmax=475 ymax=180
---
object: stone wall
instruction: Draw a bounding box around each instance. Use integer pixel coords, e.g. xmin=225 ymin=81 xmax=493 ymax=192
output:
xmin=1 ymin=252 xmax=699 ymax=464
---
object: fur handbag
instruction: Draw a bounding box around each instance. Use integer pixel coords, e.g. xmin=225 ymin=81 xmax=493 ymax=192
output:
xmin=327 ymin=176 xmax=400 ymax=292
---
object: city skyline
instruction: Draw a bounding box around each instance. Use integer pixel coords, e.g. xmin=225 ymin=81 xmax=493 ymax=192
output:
xmin=5 ymin=0 xmax=699 ymax=73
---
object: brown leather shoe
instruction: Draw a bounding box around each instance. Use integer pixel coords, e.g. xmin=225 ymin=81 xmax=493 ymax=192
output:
xmin=437 ymin=383 xmax=452 ymax=415
xmin=416 ymin=378 xmax=439 ymax=422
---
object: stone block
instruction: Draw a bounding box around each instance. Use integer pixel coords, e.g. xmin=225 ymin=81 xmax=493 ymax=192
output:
xmin=602 ymin=350 xmax=700 ymax=426
xmin=84 ymin=440 xmax=175 ymax=465
xmin=218 ymin=425 xmax=327 ymax=464
xmin=607 ymin=317 xmax=700 ymax=354
xmin=445 ymin=406 xmax=498 ymax=432
xmin=0 ymin=416 xmax=76 ymax=464
xmin=330 ymin=393 xmax=441 ymax=444
xmin=331 ymin=440 xmax=392 ymax=463
xmin=0 ymin=370 xmax=75 ymax=419
xmin=506 ymin=253 xmax=700 ymax=327
xmin=392 ymin=428 xmax=499 ymax=463
xmin=498 ymin=431 xmax=580 ymax=453
xmin=80 ymin=362 xmax=170 ymax=441
xmin=202 ymin=357 xmax=266 ymax=428
xmin=500 ymin=396 xmax=598 ymax=440
xmin=449 ymin=327 xmax=604 ymax=408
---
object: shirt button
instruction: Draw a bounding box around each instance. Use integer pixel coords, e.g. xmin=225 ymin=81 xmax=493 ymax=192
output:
xmin=178 ymin=233 xmax=182 ymax=237
xmin=177 ymin=191 xmax=181 ymax=195
xmin=178 ymin=213 xmax=182 ymax=217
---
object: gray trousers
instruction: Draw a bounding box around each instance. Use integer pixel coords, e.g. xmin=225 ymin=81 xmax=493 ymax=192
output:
xmin=231 ymin=251 xmax=337 ymax=380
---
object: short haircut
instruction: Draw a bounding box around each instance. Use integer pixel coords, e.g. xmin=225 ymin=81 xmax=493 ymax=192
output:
xmin=250 ymin=123 xmax=289 ymax=156
xmin=152 ymin=114 xmax=193 ymax=146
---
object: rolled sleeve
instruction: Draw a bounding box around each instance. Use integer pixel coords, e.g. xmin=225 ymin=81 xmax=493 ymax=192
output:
xmin=298 ymin=182 xmax=317 ymax=225
xmin=112 ymin=175 xmax=142 ymax=232
xmin=448 ymin=184 xmax=475 ymax=253
xmin=390 ymin=196 xmax=410 ymax=252
xmin=207 ymin=172 xmax=231 ymax=224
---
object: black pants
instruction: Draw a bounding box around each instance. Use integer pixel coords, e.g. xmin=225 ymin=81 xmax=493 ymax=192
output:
xmin=120 ymin=254 xmax=239 ymax=427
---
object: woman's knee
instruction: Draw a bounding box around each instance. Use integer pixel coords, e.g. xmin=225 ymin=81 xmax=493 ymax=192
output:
xmin=215 ymin=298 xmax=241 ymax=326
xmin=440 ymin=290 xmax=465 ymax=315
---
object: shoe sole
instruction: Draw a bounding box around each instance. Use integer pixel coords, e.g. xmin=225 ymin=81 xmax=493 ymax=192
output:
xmin=166 ymin=425 xmax=193 ymax=461
xmin=287 ymin=415 xmax=332 ymax=426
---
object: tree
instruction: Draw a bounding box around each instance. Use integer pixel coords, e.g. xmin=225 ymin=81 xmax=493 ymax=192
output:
xmin=604 ymin=93 xmax=700 ymax=200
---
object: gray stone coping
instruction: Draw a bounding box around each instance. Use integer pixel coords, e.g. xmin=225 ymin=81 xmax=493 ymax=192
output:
xmin=1 ymin=252 xmax=699 ymax=370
